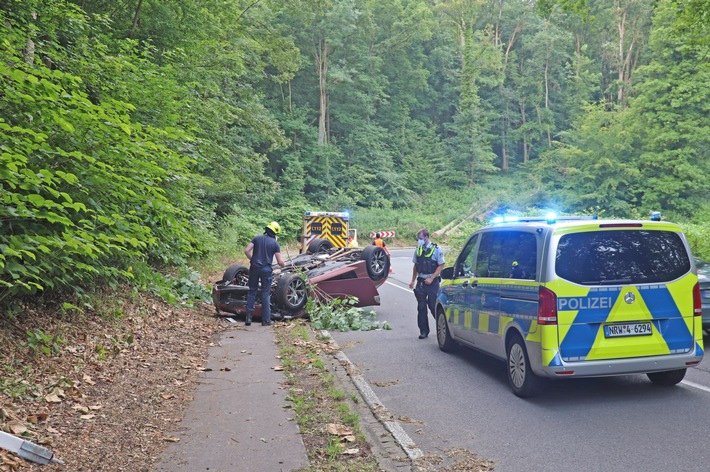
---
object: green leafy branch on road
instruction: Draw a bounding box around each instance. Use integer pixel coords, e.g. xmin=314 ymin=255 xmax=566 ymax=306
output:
xmin=306 ymin=296 xmax=391 ymax=332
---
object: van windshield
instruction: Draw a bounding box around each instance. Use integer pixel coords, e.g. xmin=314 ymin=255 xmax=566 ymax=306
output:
xmin=555 ymin=230 xmax=690 ymax=285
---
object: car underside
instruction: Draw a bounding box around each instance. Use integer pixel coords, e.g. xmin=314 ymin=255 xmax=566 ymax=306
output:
xmin=212 ymin=240 xmax=390 ymax=320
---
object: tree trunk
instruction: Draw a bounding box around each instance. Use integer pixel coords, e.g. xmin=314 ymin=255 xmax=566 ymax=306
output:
xmin=544 ymin=59 xmax=551 ymax=147
xmin=316 ymin=38 xmax=329 ymax=146
xmin=130 ymin=0 xmax=143 ymax=39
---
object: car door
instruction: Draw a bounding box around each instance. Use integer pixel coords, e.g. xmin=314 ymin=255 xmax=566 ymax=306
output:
xmin=469 ymin=231 xmax=504 ymax=352
xmin=441 ymin=234 xmax=479 ymax=343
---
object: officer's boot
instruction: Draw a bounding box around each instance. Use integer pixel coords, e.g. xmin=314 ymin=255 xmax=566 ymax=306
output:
xmin=245 ymin=312 xmax=252 ymax=326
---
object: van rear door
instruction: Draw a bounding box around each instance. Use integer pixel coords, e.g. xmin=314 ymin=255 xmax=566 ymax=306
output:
xmin=553 ymin=227 xmax=695 ymax=362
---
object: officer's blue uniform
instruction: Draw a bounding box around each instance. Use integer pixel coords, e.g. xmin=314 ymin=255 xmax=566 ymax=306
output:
xmin=412 ymin=242 xmax=445 ymax=337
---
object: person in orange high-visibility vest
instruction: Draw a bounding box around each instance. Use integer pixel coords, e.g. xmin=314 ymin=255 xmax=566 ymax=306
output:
xmin=372 ymin=233 xmax=390 ymax=255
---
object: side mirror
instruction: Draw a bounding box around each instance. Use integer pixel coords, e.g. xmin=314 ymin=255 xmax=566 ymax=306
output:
xmin=441 ymin=267 xmax=454 ymax=280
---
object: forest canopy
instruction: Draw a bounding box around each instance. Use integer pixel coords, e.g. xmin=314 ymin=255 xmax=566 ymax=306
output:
xmin=1 ymin=0 xmax=709 ymax=303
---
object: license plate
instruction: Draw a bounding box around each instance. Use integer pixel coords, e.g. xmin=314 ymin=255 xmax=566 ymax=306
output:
xmin=604 ymin=322 xmax=652 ymax=338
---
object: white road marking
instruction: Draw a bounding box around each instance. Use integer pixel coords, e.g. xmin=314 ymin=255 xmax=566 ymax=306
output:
xmin=385 ymin=280 xmax=412 ymax=292
xmin=681 ymin=379 xmax=710 ymax=394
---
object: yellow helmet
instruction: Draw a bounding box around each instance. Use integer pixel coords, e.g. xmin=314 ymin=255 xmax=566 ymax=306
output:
xmin=265 ymin=221 xmax=281 ymax=235
xmin=512 ymin=261 xmax=519 ymax=267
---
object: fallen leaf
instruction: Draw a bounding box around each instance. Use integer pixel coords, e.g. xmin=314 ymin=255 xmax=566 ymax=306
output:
xmin=343 ymin=448 xmax=359 ymax=455
xmin=161 ymin=437 xmax=180 ymax=442
xmin=47 ymin=427 xmax=60 ymax=434
xmin=272 ymin=365 xmax=284 ymax=371
xmin=80 ymin=414 xmax=95 ymax=420
xmin=45 ymin=393 xmax=62 ymax=403
xmin=26 ymin=413 xmax=48 ymax=424
xmin=82 ymin=374 xmax=96 ymax=385
xmin=88 ymin=405 xmax=102 ymax=411
xmin=8 ymin=420 xmax=27 ymax=435
xmin=343 ymin=435 xmax=356 ymax=442
xmin=72 ymin=405 xmax=90 ymax=414
xmin=326 ymin=423 xmax=353 ymax=436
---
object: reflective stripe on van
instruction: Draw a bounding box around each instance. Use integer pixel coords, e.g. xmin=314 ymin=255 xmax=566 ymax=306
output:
xmin=552 ymin=275 xmax=697 ymax=362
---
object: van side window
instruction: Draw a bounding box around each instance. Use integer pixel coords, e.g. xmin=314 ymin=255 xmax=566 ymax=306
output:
xmin=477 ymin=231 xmax=537 ymax=279
xmin=455 ymin=234 xmax=479 ymax=277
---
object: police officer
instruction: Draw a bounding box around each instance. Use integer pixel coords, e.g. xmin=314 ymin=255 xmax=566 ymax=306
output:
xmin=244 ymin=221 xmax=286 ymax=326
xmin=408 ymin=229 xmax=445 ymax=339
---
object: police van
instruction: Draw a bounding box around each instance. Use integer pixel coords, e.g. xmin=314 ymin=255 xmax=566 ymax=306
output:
xmin=436 ymin=214 xmax=704 ymax=397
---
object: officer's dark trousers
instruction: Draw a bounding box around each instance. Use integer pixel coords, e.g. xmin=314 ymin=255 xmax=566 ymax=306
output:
xmin=246 ymin=266 xmax=273 ymax=323
xmin=414 ymin=277 xmax=439 ymax=336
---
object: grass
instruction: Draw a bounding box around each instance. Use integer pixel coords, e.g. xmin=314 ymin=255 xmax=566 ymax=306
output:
xmin=275 ymin=321 xmax=381 ymax=471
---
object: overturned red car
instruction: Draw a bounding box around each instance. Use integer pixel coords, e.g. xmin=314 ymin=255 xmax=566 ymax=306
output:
xmin=211 ymin=239 xmax=390 ymax=320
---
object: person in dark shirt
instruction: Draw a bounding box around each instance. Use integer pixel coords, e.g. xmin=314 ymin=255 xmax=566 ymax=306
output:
xmin=509 ymin=261 xmax=526 ymax=279
xmin=243 ymin=221 xmax=286 ymax=326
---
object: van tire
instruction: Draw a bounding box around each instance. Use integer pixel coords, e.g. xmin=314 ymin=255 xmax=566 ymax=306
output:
xmin=307 ymin=238 xmax=333 ymax=254
xmin=506 ymin=334 xmax=542 ymax=398
xmin=436 ymin=309 xmax=456 ymax=353
xmin=647 ymin=368 xmax=686 ymax=386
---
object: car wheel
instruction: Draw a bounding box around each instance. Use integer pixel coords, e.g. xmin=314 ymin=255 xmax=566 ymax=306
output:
xmin=275 ymin=273 xmax=308 ymax=313
xmin=647 ymin=369 xmax=686 ymax=386
xmin=307 ymin=238 xmax=333 ymax=254
xmin=223 ymin=264 xmax=249 ymax=285
xmin=436 ymin=309 xmax=456 ymax=352
xmin=506 ymin=334 xmax=542 ymax=398
xmin=361 ymin=245 xmax=390 ymax=281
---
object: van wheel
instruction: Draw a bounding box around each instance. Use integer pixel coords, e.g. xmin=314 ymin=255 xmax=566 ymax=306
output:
xmin=506 ymin=334 xmax=542 ymax=398
xmin=647 ymin=369 xmax=686 ymax=386
xmin=307 ymin=238 xmax=333 ymax=254
xmin=436 ymin=310 xmax=456 ymax=353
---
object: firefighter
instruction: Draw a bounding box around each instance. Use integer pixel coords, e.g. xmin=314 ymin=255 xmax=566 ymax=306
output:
xmin=243 ymin=221 xmax=286 ymax=326
xmin=408 ymin=229 xmax=445 ymax=339
xmin=509 ymin=260 xmax=526 ymax=279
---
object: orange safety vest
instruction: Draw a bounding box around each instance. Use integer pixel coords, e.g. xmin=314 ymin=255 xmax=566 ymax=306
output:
xmin=374 ymin=238 xmax=385 ymax=248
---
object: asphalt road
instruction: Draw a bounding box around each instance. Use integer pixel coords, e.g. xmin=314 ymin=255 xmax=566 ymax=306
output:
xmin=330 ymin=248 xmax=710 ymax=472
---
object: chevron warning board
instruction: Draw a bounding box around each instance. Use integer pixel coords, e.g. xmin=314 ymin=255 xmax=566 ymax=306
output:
xmin=370 ymin=231 xmax=395 ymax=238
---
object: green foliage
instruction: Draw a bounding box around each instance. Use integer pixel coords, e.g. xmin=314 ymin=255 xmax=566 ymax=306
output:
xmin=681 ymin=224 xmax=710 ymax=262
xmin=307 ymin=297 xmax=390 ymax=332
xmin=1 ymin=0 xmax=709 ymax=311
xmin=129 ymin=262 xmax=210 ymax=306
xmin=26 ymin=329 xmax=65 ymax=356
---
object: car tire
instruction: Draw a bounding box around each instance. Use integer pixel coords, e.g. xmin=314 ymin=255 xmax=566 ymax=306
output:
xmin=436 ymin=309 xmax=456 ymax=353
xmin=361 ymin=245 xmax=390 ymax=281
xmin=647 ymin=368 xmax=686 ymax=386
xmin=307 ymin=238 xmax=333 ymax=254
xmin=274 ymin=273 xmax=308 ymax=313
xmin=506 ymin=333 xmax=543 ymax=398
xmin=223 ymin=264 xmax=249 ymax=285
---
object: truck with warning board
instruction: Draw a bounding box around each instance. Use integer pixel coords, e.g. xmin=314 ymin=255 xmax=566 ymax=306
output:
xmin=300 ymin=211 xmax=354 ymax=253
